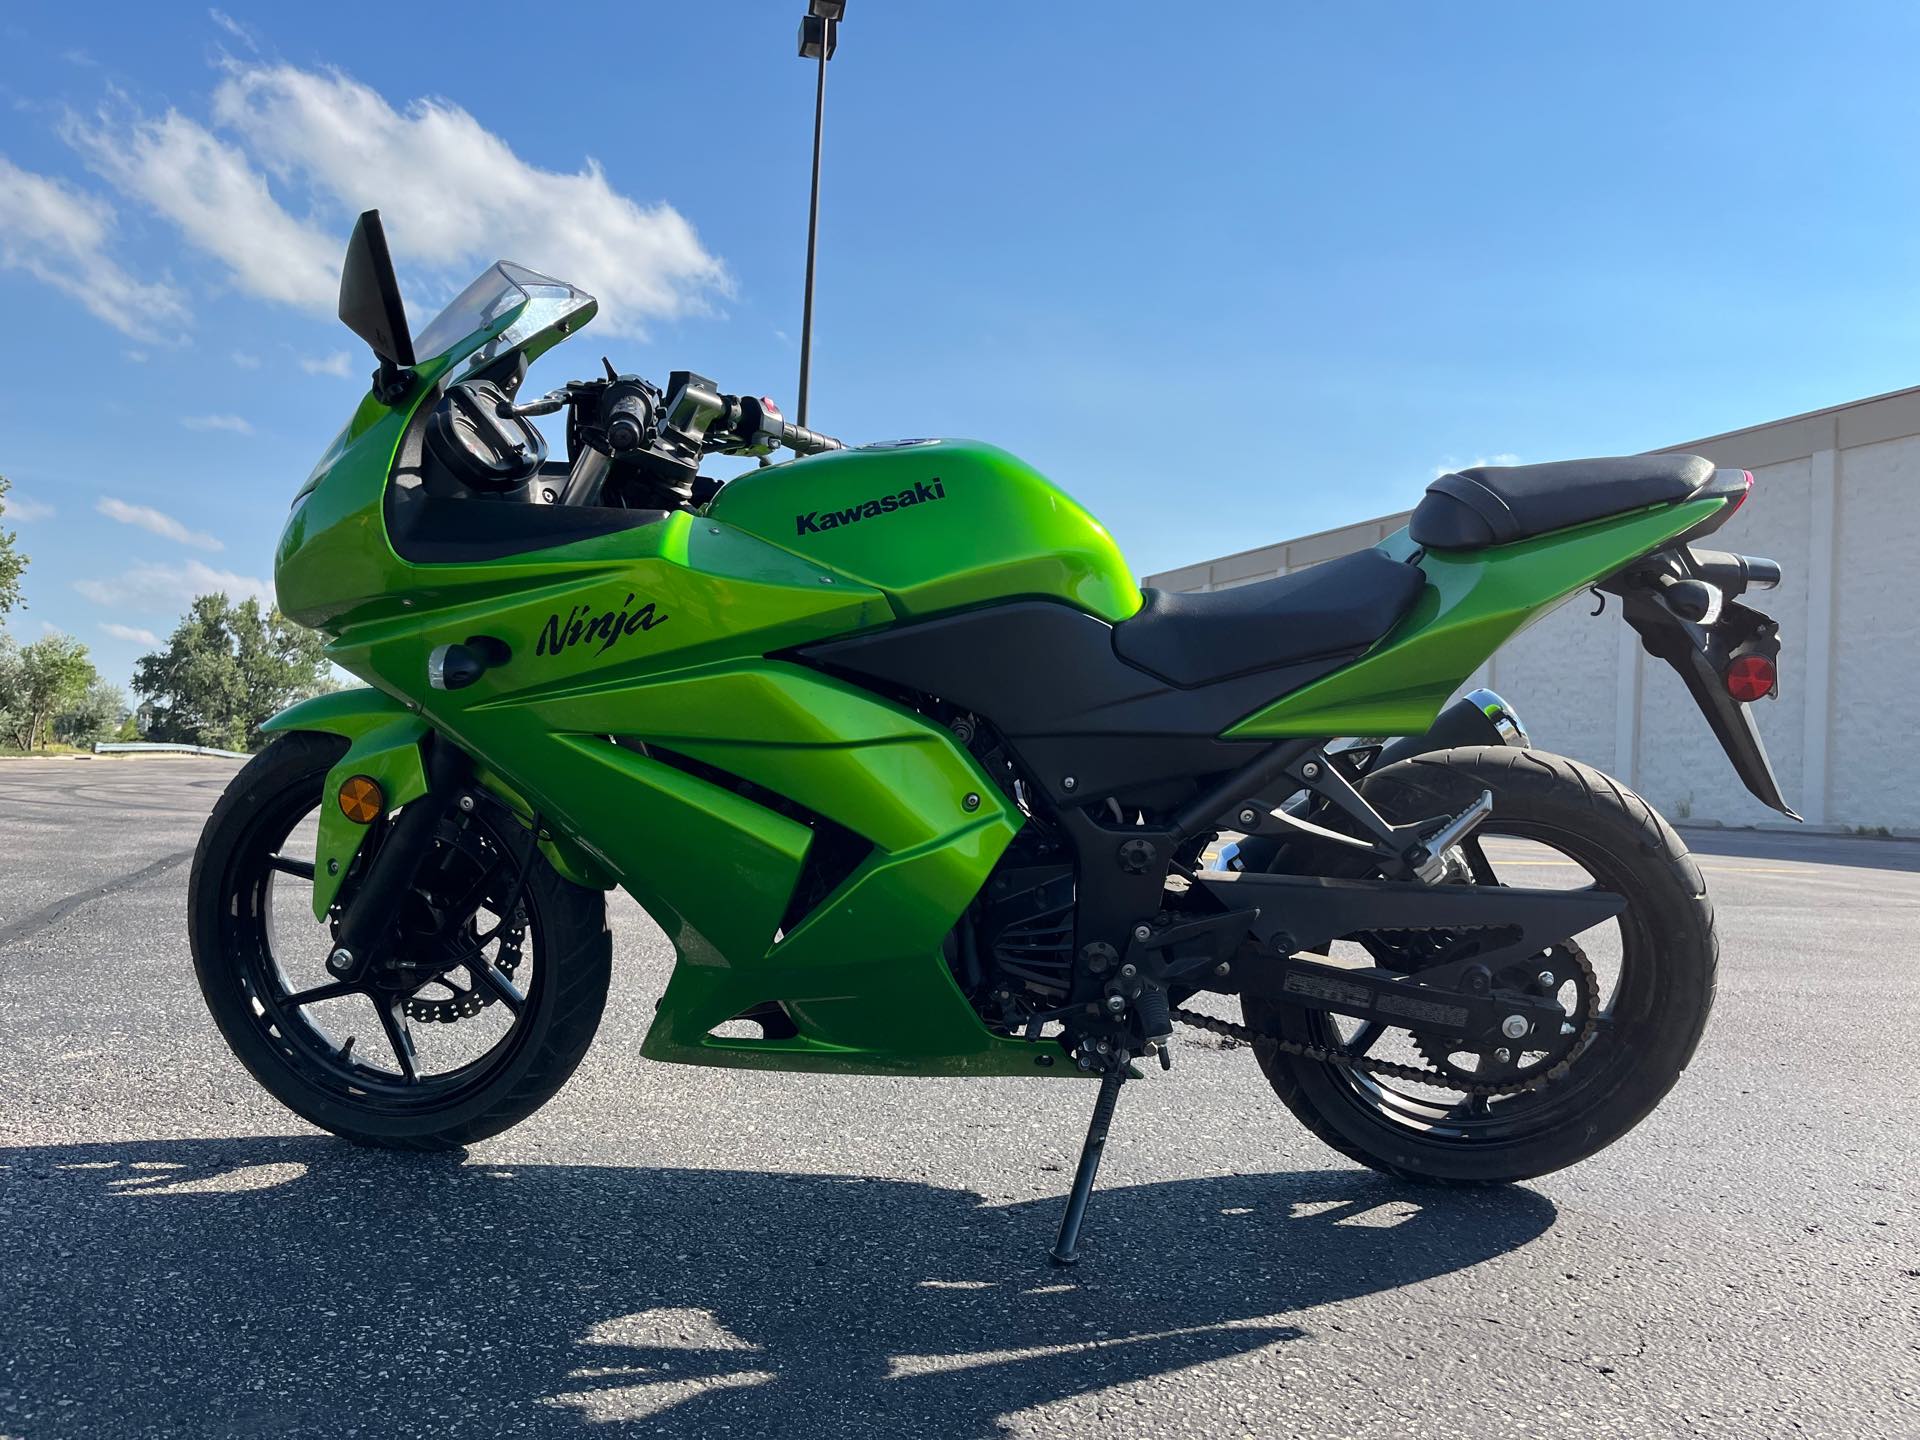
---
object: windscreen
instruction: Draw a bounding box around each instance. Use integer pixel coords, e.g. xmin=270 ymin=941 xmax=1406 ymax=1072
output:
xmin=411 ymin=262 xmax=595 ymax=368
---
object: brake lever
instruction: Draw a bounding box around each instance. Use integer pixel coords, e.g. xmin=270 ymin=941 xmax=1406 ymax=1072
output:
xmin=497 ymin=389 xmax=571 ymax=419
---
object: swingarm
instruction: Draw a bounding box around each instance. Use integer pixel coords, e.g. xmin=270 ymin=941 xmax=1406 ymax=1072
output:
xmin=1193 ymin=870 xmax=1624 ymax=972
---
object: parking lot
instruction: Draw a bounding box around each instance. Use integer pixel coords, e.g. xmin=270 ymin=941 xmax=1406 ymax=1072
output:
xmin=1 ymin=754 xmax=1915 ymax=1439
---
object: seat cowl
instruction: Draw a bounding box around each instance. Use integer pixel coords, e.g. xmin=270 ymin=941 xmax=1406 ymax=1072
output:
xmin=1113 ymin=548 xmax=1425 ymax=688
xmin=1411 ymin=453 xmax=1714 ymax=550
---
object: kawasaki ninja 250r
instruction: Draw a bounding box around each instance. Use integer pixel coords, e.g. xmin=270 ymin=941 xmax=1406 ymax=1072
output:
xmin=189 ymin=212 xmax=1795 ymax=1262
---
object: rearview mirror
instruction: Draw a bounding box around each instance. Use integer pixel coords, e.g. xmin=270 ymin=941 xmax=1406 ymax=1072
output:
xmin=338 ymin=210 xmax=415 ymax=393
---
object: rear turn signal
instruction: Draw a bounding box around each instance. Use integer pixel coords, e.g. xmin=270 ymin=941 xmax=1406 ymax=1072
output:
xmin=1723 ymin=654 xmax=1777 ymax=703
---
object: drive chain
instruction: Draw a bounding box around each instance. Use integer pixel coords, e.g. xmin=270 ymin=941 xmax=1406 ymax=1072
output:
xmin=1171 ymin=942 xmax=1601 ymax=1099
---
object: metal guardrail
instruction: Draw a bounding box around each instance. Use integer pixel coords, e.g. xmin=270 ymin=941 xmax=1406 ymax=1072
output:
xmin=93 ymin=742 xmax=250 ymax=760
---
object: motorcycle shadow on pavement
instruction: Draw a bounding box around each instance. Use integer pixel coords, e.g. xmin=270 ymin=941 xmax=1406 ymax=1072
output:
xmin=0 ymin=1137 xmax=1554 ymax=1438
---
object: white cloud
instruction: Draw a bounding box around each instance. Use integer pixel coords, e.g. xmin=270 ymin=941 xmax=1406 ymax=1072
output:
xmin=96 ymin=497 xmax=223 ymax=551
xmin=1432 ymin=453 xmax=1522 ymax=478
xmin=182 ymin=413 xmax=254 ymax=434
xmin=74 ymin=558 xmax=272 ymax=610
xmin=65 ymin=106 xmax=341 ymax=311
xmin=300 ymin=351 xmax=352 ymax=377
xmin=100 ymin=621 xmax=161 ymax=646
xmin=5 ymin=491 xmax=54 ymax=522
xmin=124 ymin=348 xmax=150 ymax=364
xmin=231 ymin=350 xmax=261 ymax=369
xmin=66 ymin=62 xmax=727 ymax=339
xmin=0 ymin=154 xmax=189 ymax=342
xmin=208 ymin=9 xmax=260 ymax=51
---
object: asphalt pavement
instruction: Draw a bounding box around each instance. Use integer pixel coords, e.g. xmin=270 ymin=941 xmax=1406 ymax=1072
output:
xmin=1 ymin=754 xmax=1915 ymax=1439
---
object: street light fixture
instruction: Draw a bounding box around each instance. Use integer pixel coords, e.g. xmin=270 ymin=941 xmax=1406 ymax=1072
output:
xmin=795 ymin=1 xmax=845 ymax=425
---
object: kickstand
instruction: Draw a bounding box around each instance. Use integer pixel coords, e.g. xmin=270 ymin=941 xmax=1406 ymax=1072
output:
xmin=1049 ymin=1060 xmax=1129 ymax=1266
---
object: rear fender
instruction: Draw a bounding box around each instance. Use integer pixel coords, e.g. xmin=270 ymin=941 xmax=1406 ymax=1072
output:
xmin=1609 ymin=573 xmax=1798 ymax=818
xmin=261 ymin=689 xmax=612 ymax=919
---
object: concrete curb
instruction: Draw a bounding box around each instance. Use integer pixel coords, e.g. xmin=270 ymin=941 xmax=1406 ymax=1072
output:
xmin=92 ymin=742 xmax=250 ymax=760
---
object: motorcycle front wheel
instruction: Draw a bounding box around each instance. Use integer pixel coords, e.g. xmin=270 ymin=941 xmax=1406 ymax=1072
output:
xmin=188 ymin=730 xmax=611 ymax=1150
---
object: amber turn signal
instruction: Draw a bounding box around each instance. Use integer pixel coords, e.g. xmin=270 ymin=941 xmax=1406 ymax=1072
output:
xmin=337 ymin=775 xmax=385 ymax=824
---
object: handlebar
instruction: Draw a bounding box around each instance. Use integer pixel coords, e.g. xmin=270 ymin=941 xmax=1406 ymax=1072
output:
xmin=709 ymin=392 xmax=843 ymax=457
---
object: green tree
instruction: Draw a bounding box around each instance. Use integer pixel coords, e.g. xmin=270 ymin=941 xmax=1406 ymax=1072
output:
xmin=54 ymin=677 xmax=128 ymax=747
xmin=5 ymin=632 xmax=96 ymax=751
xmin=0 ymin=475 xmax=26 ymax=620
xmin=0 ymin=631 xmax=20 ymax=746
xmin=133 ymin=595 xmax=332 ymax=750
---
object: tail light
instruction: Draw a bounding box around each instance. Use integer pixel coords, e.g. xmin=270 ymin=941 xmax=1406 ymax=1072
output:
xmin=1723 ymin=653 xmax=1777 ymax=703
xmin=1726 ymin=469 xmax=1754 ymax=519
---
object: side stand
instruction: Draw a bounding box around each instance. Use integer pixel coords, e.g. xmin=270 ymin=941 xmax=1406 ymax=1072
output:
xmin=1049 ymin=1060 xmax=1129 ymax=1266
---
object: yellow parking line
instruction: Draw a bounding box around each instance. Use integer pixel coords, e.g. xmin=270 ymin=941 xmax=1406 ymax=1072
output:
xmin=1481 ymin=857 xmax=1799 ymax=874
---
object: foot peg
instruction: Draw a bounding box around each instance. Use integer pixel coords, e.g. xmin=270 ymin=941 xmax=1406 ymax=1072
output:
xmin=1050 ymin=1062 xmax=1128 ymax=1265
xmin=1412 ymin=789 xmax=1493 ymax=883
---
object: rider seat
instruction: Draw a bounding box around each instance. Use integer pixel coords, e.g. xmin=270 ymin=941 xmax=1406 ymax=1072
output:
xmin=1410 ymin=454 xmax=1713 ymax=550
xmin=1113 ymin=547 xmax=1425 ymax=688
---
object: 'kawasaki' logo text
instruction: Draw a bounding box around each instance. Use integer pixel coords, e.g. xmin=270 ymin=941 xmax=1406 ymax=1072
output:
xmin=796 ymin=478 xmax=945 ymax=536
xmin=536 ymin=592 xmax=668 ymax=659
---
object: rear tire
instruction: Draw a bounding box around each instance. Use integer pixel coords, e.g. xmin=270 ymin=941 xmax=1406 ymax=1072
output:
xmin=188 ymin=731 xmax=612 ymax=1151
xmin=1246 ymin=745 xmax=1716 ymax=1184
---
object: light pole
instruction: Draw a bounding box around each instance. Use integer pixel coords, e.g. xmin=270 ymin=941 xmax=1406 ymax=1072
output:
xmin=795 ymin=0 xmax=844 ymax=427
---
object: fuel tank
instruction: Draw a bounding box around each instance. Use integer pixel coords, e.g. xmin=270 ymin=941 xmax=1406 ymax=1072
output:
xmin=706 ymin=439 xmax=1142 ymax=623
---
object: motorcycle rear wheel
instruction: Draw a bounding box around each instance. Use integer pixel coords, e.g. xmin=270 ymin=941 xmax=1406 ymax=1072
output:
xmin=188 ymin=730 xmax=611 ymax=1150
xmin=1246 ymin=745 xmax=1716 ymax=1184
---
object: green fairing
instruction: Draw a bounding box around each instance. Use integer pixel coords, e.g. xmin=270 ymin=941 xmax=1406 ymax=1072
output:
xmin=272 ymin=319 xmax=1061 ymax=1076
xmin=1227 ymin=498 xmax=1725 ymax=738
xmin=259 ymin=688 xmax=611 ymax=911
xmin=270 ymin=283 xmax=1733 ymax=1080
xmin=707 ymin=440 xmax=1143 ymax=623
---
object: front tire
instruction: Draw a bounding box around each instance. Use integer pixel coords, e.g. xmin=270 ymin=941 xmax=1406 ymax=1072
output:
xmin=1246 ymin=745 xmax=1716 ymax=1184
xmin=188 ymin=730 xmax=612 ymax=1150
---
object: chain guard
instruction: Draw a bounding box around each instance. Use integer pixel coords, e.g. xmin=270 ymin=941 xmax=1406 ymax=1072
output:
xmin=1175 ymin=938 xmax=1602 ymax=1098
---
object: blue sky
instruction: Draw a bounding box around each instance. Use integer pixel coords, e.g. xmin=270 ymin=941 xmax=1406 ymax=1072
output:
xmin=3 ymin=1 xmax=1918 ymax=688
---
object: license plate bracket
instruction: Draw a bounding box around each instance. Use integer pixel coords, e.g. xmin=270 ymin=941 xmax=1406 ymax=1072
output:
xmin=1615 ymin=579 xmax=1798 ymax=819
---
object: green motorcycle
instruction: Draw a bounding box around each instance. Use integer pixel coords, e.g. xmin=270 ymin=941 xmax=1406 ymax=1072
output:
xmin=189 ymin=212 xmax=1793 ymax=1262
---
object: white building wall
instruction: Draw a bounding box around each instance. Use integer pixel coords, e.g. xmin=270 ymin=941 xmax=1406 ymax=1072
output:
xmin=1144 ymin=387 xmax=1920 ymax=831
xmin=1828 ymin=435 xmax=1920 ymax=829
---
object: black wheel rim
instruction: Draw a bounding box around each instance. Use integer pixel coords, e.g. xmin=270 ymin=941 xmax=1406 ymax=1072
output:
xmin=216 ymin=767 xmax=543 ymax=1115
xmin=1303 ymin=819 xmax=1645 ymax=1146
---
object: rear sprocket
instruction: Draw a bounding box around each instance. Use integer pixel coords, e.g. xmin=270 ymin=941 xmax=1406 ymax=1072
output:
xmin=1409 ymin=940 xmax=1595 ymax=1087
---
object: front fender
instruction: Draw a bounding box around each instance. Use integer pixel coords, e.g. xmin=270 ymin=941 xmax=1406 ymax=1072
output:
xmin=261 ymin=689 xmax=615 ymax=917
xmin=263 ymin=690 xmax=430 ymax=919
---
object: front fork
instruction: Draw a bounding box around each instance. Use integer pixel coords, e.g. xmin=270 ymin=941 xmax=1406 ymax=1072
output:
xmin=325 ymin=737 xmax=471 ymax=985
